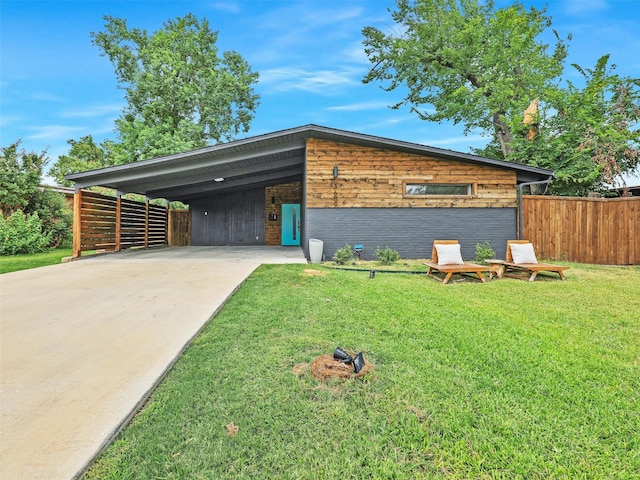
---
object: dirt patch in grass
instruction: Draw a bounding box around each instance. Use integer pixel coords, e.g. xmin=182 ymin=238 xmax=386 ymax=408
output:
xmin=292 ymin=353 xmax=374 ymax=380
xmin=303 ymin=269 xmax=328 ymax=277
xmin=310 ymin=354 xmax=373 ymax=380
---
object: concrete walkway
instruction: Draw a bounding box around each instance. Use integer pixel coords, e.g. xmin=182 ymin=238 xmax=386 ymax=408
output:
xmin=0 ymin=247 xmax=307 ymax=479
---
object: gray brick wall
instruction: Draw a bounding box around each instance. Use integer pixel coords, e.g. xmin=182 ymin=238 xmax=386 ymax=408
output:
xmin=305 ymin=208 xmax=516 ymax=261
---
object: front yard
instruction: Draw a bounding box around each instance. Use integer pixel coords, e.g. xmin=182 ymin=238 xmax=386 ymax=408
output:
xmin=82 ymin=262 xmax=639 ymax=478
xmin=0 ymin=248 xmax=72 ymax=274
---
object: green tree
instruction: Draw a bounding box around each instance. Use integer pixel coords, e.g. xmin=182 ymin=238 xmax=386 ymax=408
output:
xmin=507 ymin=56 xmax=640 ymax=195
xmin=25 ymin=188 xmax=73 ymax=248
xmin=363 ymin=0 xmax=567 ymax=158
xmin=50 ymin=135 xmax=113 ymax=187
xmin=363 ymin=0 xmax=640 ymax=195
xmin=92 ymin=14 xmax=260 ymax=163
xmin=0 ymin=142 xmax=47 ymax=217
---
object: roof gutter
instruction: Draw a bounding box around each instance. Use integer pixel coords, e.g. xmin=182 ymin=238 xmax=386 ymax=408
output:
xmin=517 ymin=179 xmax=552 ymax=240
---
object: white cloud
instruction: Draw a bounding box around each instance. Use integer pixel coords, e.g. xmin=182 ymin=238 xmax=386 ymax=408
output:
xmin=326 ymin=101 xmax=392 ymax=112
xmin=59 ymin=103 xmax=123 ymax=118
xmin=420 ymin=134 xmax=487 ymax=147
xmin=30 ymin=92 xmax=66 ymax=102
xmin=257 ymin=4 xmax=364 ymax=33
xmin=564 ymin=0 xmax=608 ymax=15
xmin=259 ymin=67 xmax=361 ymax=94
xmin=245 ymin=3 xmax=368 ymax=66
xmin=209 ymin=2 xmax=242 ymax=14
xmin=341 ymin=40 xmax=373 ymax=66
xmin=0 ymin=115 xmax=24 ymax=128
xmin=25 ymin=125 xmax=89 ymax=141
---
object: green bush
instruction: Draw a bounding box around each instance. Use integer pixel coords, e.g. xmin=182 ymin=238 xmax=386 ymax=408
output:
xmin=26 ymin=189 xmax=73 ymax=248
xmin=475 ymin=241 xmax=495 ymax=263
xmin=0 ymin=210 xmax=52 ymax=255
xmin=375 ymin=246 xmax=401 ymax=265
xmin=333 ymin=244 xmax=354 ymax=265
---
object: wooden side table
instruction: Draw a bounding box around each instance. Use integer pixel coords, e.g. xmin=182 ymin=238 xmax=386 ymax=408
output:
xmin=485 ymin=259 xmax=505 ymax=280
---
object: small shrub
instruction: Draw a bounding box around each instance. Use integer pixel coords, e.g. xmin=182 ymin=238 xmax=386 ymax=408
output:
xmin=475 ymin=241 xmax=495 ymax=264
xmin=26 ymin=189 xmax=73 ymax=248
xmin=0 ymin=210 xmax=52 ymax=255
xmin=375 ymin=246 xmax=401 ymax=265
xmin=333 ymin=244 xmax=354 ymax=265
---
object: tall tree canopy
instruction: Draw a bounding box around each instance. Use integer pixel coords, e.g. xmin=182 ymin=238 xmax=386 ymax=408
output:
xmin=363 ymin=0 xmax=640 ymax=195
xmin=49 ymin=135 xmax=113 ymax=187
xmin=508 ymin=56 xmax=640 ymax=195
xmin=0 ymin=142 xmax=47 ymax=217
xmin=92 ymin=13 xmax=260 ymax=163
xmin=363 ymin=0 xmax=567 ymax=158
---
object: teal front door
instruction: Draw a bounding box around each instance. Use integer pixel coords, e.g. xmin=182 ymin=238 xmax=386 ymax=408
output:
xmin=281 ymin=204 xmax=300 ymax=246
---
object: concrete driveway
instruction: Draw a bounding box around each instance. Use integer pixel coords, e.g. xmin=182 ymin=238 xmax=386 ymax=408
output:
xmin=0 ymin=246 xmax=307 ymax=479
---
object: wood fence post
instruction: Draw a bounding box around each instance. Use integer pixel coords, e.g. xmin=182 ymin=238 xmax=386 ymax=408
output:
xmin=72 ymin=188 xmax=82 ymax=258
xmin=115 ymin=192 xmax=122 ymax=252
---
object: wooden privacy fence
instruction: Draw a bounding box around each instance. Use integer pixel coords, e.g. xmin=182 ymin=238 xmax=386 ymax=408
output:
xmin=522 ymin=195 xmax=640 ymax=265
xmin=72 ymin=190 xmax=169 ymax=257
xmin=168 ymin=210 xmax=191 ymax=246
xmin=72 ymin=190 xmax=638 ymax=264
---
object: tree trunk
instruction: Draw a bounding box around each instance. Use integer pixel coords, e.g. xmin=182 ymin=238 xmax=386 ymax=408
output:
xmin=493 ymin=113 xmax=513 ymax=158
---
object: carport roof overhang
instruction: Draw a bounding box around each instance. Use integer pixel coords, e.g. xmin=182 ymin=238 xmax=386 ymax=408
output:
xmin=65 ymin=124 xmax=554 ymax=202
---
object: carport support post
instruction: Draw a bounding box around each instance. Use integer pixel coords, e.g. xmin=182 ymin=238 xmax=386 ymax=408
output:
xmin=165 ymin=200 xmax=170 ymax=246
xmin=72 ymin=187 xmax=82 ymax=258
xmin=144 ymin=197 xmax=149 ymax=248
xmin=115 ymin=191 xmax=122 ymax=252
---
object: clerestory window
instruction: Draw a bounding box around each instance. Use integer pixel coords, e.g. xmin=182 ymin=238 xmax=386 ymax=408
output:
xmin=404 ymin=183 xmax=472 ymax=196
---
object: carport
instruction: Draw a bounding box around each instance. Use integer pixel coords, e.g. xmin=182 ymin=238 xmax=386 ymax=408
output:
xmin=66 ymin=126 xmax=309 ymax=257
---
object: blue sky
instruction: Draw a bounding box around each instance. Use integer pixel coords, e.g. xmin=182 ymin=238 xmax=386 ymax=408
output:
xmin=1 ymin=0 xmax=639 ymax=185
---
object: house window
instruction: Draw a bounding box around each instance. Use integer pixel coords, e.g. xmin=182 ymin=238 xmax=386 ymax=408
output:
xmin=405 ymin=183 xmax=472 ymax=196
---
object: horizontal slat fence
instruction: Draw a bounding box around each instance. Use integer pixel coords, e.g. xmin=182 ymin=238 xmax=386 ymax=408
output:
xmin=73 ymin=190 xmax=168 ymax=257
xmin=77 ymin=191 xmax=117 ymax=251
xmin=120 ymin=198 xmax=147 ymax=249
xmin=522 ymin=195 xmax=639 ymax=265
xmin=148 ymin=204 xmax=169 ymax=247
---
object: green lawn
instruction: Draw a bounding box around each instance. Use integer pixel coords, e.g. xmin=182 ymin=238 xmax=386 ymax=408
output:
xmin=0 ymin=248 xmax=73 ymax=274
xmin=81 ymin=263 xmax=639 ymax=479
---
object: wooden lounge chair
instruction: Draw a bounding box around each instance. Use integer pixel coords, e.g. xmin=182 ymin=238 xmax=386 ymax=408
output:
xmin=423 ymin=240 xmax=488 ymax=284
xmin=502 ymin=240 xmax=569 ymax=282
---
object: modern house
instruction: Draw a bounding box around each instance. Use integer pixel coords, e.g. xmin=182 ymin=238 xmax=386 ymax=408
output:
xmin=66 ymin=124 xmax=554 ymax=260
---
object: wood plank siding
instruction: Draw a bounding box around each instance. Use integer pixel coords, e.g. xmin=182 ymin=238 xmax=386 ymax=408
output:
xmin=305 ymin=138 xmax=517 ymax=208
